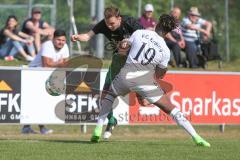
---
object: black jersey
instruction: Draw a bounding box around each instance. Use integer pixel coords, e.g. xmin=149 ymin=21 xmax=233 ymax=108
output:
xmin=92 ymin=15 xmax=143 ymax=42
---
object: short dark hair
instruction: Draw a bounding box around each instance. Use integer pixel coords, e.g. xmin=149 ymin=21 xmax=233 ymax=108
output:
xmin=155 ymin=14 xmax=178 ymax=35
xmin=104 ymin=6 xmax=120 ymax=19
xmin=53 ymin=29 xmax=66 ymax=38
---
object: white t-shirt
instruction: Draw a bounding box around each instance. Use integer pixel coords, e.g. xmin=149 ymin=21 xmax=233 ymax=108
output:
xmin=126 ymin=29 xmax=170 ymax=70
xmin=29 ymin=40 xmax=69 ymax=67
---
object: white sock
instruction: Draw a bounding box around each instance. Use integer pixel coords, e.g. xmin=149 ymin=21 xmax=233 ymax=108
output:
xmin=170 ymin=108 xmax=198 ymax=137
xmin=97 ymin=117 xmax=106 ymax=126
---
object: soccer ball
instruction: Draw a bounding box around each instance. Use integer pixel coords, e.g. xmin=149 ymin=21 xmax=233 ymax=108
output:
xmin=45 ymin=74 xmax=66 ymax=96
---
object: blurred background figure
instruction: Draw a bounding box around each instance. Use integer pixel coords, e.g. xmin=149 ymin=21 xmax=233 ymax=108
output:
xmin=139 ymin=4 xmax=157 ymax=30
xmin=29 ymin=29 xmax=69 ymax=67
xmin=165 ymin=6 xmax=186 ymax=67
xmin=0 ymin=15 xmax=35 ymax=61
xmin=22 ymin=29 xmax=69 ymax=134
xmin=22 ymin=7 xmax=55 ymax=52
xmin=181 ymin=7 xmax=212 ymax=68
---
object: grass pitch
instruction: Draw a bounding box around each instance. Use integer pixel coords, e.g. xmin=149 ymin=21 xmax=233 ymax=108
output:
xmin=0 ymin=125 xmax=240 ymax=160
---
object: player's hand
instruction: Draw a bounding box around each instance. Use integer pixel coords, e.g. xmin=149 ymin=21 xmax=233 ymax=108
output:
xmin=118 ymin=39 xmax=131 ymax=56
xmin=71 ymin=35 xmax=79 ymax=42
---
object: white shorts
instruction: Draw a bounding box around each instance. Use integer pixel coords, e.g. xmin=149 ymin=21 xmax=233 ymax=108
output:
xmin=110 ymin=70 xmax=164 ymax=103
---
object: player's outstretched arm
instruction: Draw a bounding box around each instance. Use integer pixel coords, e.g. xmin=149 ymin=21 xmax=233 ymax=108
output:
xmin=71 ymin=30 xmax=95 ymax=42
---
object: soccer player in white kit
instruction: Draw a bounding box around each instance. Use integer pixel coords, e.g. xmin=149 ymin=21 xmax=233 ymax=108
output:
xmin=91 ymin=14 xmax=210 ymax=147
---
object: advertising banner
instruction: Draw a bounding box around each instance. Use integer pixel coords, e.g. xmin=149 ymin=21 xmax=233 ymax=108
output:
xmin=21 ymin=70 xmax=65 ymax=124
xmin=65 ymin=70 xmax=100 ymax=123
xmin=0 ymin=70 xmax=21 ymax=123
xmin=129 ymin=72 xmax=240 ymax=124
xmin=0 ymin=67 xmax=239 ymax=125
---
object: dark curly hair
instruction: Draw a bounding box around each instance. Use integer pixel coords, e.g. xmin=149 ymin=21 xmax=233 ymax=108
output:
xmin=155 ymin=14 xmax=178 ymax=35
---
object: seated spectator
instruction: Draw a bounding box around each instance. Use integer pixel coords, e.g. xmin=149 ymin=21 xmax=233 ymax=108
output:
xmin=181 ymin=7 xmax=212 ymax=68
xmin=139 ymin=4 xmax=157 ymax=30
xmin=165 ymin=7 xmax=185 ymax=67
xmin=22 ymin=7 xmax=55 ymax=52
xmin=0 ymin=15 xmax=35 ymax=61
xmin=22 ymin=29 xmax=69 ymax=134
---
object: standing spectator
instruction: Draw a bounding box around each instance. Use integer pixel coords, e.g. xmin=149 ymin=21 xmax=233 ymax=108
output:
xmin=0 ymin=15 xmax=35 ymax=61
xmin=22 ymin=7 xmax=55 ymax=52
xmin=165 ymin=7 xmax=185 ymax=67
xmin=139 ymin=4 xmax=157 ymax=30
xmin=22 ymin=29 xmax=69 ymax=134
xmin=181 ymin=7 xmax=212 ymax=68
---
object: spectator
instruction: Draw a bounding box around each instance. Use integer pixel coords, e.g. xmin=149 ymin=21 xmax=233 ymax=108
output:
xmin=139 ymin=4 xmax=157 ymax=30
xmin=22 ymin=7 xmax=55 ymax=52
xmin=29 ymin=29 xmax=69 ymax=67
xmin=0 ymin=15 xmax=35 ymax=61
xmin=181 ymin=7 xmax=212 ymax=68
xmin=22 ymin=29 xmax=69 ymax=134
xmin=165 ymin=7 xmax=185 ymax=67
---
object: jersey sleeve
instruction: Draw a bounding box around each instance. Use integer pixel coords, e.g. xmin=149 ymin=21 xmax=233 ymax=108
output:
xmin=92 ymin=20 xmax=105 ymax=34
xmin=128 ymin=30 xmax=139 ymax=44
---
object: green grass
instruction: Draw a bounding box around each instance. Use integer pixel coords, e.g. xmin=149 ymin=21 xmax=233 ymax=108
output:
xmin=0 ymin=125 xmax=240 ymax=160
xmin=0 ymin=59 xmax=28 ymax=66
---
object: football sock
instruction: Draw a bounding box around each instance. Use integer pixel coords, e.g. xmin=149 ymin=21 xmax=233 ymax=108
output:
xmin=170 ymin=108 xmax=197 ymax=137
xmin=97 ymin=94 xmax=115 ymax=126
xmin=107 ymin=111 xmax=113 ymax=120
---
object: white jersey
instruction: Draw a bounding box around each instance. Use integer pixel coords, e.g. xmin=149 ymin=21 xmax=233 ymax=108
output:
xmin=126 ymin=29 xmax=170 ymax=71
xmin=29 ymin=40 xmax=69 ymax=67
xmin=110 ymin=30 xmax=170 ymax=103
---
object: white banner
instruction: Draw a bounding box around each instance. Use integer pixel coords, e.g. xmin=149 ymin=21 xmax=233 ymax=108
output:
xmin=21 ymin=70 xmax=65 ymax=124
xmin=19 ymin=68 xmax=128 ymax=124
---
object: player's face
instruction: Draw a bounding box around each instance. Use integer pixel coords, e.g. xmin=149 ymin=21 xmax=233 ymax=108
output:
xmin=53 ymin=36 xmax=66 ymax=50
xmin=105 ymin=16 xmax=121 ymax=31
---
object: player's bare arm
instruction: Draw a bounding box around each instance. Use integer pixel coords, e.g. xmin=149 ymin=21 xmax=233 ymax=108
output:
xmin=71 ymin=30 xmax=95 ymax=42
xmin=155 ymin=66 xmax=167 ymax=80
